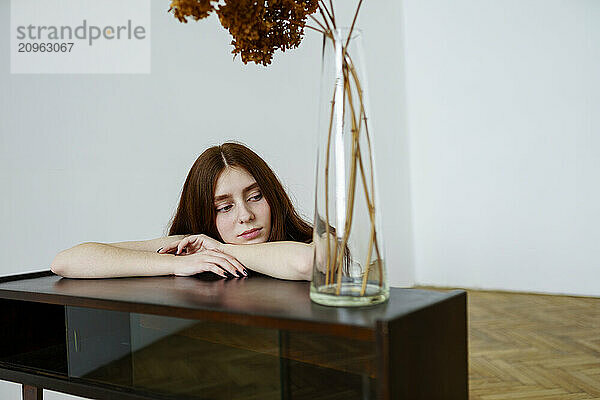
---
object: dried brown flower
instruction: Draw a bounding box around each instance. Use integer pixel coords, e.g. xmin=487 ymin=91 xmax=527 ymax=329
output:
xmin=217 ymin=0 xmax=319 ymax=66
xmin=169 ymin=0 xmax=319 ymax=66
xmin=168 ymin=0 xmax=219 ymax=23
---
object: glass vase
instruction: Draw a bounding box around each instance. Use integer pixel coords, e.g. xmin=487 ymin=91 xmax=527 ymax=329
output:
xmin=310 ymin=28 xmax=389 ymax=307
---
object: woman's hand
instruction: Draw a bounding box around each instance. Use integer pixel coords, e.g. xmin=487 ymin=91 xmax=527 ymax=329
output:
xmin=158 ymin=234 xmax=222 ymax=256
xmin=171 ymin=248 xmax=248 ymax=278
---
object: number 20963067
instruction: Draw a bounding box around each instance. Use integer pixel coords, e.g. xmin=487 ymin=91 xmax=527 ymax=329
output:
xmin=18 ymin=42 xmax=74 ymax=52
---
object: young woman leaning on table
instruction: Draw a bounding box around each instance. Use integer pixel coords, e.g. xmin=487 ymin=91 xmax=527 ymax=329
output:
xmin=51 ymin=142 xmax=315 ymax=281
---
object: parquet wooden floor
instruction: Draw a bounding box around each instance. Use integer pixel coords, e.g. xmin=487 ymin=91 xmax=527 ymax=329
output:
xmin=418 ymin=287 xmax=600 ymax=400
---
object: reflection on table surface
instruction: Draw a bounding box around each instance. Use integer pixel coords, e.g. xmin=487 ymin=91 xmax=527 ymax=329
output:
xmin=52 ymin=273 xmax=393 ymax=337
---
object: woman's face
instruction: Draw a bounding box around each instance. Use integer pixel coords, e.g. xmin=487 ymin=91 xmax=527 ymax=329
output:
xmin=214 ymin=166 xmax=271 ymax=244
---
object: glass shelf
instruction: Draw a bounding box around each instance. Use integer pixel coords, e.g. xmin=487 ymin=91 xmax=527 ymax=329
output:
xmin=1 ymin=300 xmax=377 ymax=399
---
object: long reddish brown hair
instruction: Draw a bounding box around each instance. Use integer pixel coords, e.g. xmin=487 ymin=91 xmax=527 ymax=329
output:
xmin=168 ymin=142 xmax=313 ymax=243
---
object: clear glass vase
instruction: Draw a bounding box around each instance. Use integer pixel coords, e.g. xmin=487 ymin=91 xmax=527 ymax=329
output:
xmin=310 ymin=28 xmax=389 ymax=307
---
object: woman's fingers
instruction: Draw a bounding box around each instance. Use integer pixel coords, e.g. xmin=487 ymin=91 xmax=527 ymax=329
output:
xmin=204 ymin=249 xmax=247 ymax=276
xmin=207 ymin=264 xmax=227 ymax=278
xmin=211 ymin=256 xmax=241 ymax=278
xmin=176 ymin=237 xmax=192 ymax=255
xmin=167 ymin=238 xmax=246 ymax=279
xmin=200 ymin=253 xmax=244 ymax=277
xmin=159 ymin=240 xmax=182 ymax=254
xmin=159 ymin=235 xmax=223 ymax=256
xmin=186 ymin=237 xmax=203 ymax=254
xmin=173 ymin=261 xmax=227 ymax=278
xmin=177 ymin=236 xmax=206 ymax=255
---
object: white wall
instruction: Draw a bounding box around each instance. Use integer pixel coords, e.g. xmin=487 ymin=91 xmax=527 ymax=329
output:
xmin=405 ymin=0 xmax=600 ymax=296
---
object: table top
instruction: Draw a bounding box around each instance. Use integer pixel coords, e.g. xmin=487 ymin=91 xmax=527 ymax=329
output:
xmin=0 ymin=270 xmax=464 ymax=340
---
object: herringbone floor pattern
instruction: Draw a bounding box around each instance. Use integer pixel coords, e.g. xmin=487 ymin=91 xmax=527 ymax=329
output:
xmin=420 ymin=287 xmax=600 ymax=399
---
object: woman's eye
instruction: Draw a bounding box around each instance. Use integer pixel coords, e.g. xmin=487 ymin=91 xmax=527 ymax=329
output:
xmin=249 ymin=193 xmax=263 ymax=201
xmin=216 ymin=205 xmax=232 ymax=213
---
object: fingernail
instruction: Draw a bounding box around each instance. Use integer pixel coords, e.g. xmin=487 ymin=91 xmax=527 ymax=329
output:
xmin=242 ymin=269 xmax=247 ymax=276
xmin=157 ymin=247 xmax=163 ymax=253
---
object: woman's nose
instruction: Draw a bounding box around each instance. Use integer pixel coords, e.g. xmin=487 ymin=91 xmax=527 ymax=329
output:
xmin=237 ymin=203 xmax=255 ymax=223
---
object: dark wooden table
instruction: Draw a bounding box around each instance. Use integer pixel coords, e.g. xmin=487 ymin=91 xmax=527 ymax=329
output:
xmin=0 ymin=270 xmax=467 ymax=400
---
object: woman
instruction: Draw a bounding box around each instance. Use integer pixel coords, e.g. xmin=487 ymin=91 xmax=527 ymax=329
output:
xmin=51 ymin=142 xmax=314 ymax=281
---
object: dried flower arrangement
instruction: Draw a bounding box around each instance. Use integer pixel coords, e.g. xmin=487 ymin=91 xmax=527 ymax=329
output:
xmin=168 ymin=0 xmax=386 ymax=303
xmin=169 ymin=0 xmax=321 ymax=66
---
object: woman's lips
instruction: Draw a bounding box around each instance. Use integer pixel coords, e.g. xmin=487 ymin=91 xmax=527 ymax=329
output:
xmin=239 ymin=228 xmax=262 ymax=239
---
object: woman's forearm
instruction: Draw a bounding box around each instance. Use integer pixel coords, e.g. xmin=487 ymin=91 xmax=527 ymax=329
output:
xmin=51 ymin=243 xmax=176 ymax=278
xmin=52 ymin=239 xmax=314 ymax=280
xmin=220 ymin=241 xmax=313 ymax=281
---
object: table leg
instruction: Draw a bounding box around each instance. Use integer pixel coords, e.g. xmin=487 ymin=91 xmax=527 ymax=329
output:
xmin=22 ymin=384 xmax=43 ymax=400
